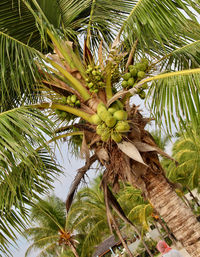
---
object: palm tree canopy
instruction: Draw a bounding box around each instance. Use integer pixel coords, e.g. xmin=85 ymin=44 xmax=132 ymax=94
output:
xmin=2 ymin=0 xmax=200 ymax=255
xmin=165 ymin=131 xmax=200 ymax=190
xmin=25 ymin=195 xmax=78 ymax=257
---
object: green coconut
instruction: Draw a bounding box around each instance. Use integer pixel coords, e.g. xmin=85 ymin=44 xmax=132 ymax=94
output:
xmin=98 ymin=110 xmax=112 ymax=122
xmin=75 ymin=100 xmax=80 ymax=106
xmin=91 ymin=114 xmax=102 ymax=125
xmin=67 ymin=96 xmax=71 ymax=104
xmin=108 ymin=107 xmax=118 ymax=114
xmin=115 ymin=121 xmax=130 ymax=132
xmin=92 ymin=70 xmax=97 ymax=76
xmin=61 ymin=97 xmax=67 ymax=104
xmin=128 ymin=65 xmax=134 ymax=71
xmin=111 ymin=132 xmax=122 ymax=143
xmin=105 ymin=116 xmax=117 ymax=128
xmin=96 ymin=124 xmax=104 ymax=135
xmin=88 ymin=82 xmax=94 ymax=88
xmin=113 ymin=110 xmax=128 ymax=121
xmin=122 ymin=81 xmax=128 ymax=88
xmin=110 ymin=102 xmax=120 ymax=110
xmin=130 ymin=68 xmax=137 ymax=77
xmin=137 ymin=71 xmax=146 ymax=79
xmin=97 ymin=103 xmax=107 ymax=115
xmin=123 ymin=72 xmax=132 ymax=81
xmin=71 ymin=95 xmax=77 ymax=103
xmin=127 ymin=77 xmax=135 ymax=87
xmin=101 ymin=131 xmax=110 ymax=142
xmin=135 ymin=63 xmax=146 ymax=71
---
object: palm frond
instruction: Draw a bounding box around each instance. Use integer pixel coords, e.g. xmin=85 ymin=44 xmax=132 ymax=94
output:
xmin=121 ymin=0 xmax=200 ymax=57
xmin=157 ymin=40 xmax=200 ymax=71
xmin=0 ymin=32 xmax=47 ymax=110
xmin=167 ymin=133 xmax=200 ymax=189
xmin=58 ymin=0 xmax=133 ymax=50
xmin=146 ymin=69 xmax=200 ymax=133
xmin=0 ymin=0 xmax=45 ymax=50
xmin=0 ymin=107 xmax=52 ymax=167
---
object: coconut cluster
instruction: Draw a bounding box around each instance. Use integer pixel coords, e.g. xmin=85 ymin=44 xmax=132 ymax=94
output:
xmin=65 ymin=95 xmax=80 ymax=107
xmin=121 ymin=58 xmax=149 ymax=99
xmin=55 ymin=95 xmax=79 ymax=121
xmin=92 ymin=102 xmax=130 ymax=143
xmin=85 ymin=65 xmax=105 ymax=93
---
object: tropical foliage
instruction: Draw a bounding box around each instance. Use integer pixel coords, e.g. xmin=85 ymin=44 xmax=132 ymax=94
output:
xmin=2 ymin=0 xmax=200 ymax=256
xmin=25 ymin=195 xmax=79 ymax=257
xmin=164 ymin=130 xmax=200 ymax=190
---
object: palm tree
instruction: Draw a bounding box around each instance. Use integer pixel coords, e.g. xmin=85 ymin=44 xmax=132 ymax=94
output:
xmin=2 ymin=1 xmax=200 ymax=256
xmin=117 ymin=185 xmax=153 ymax=234
xmin=68 ymin=183 xmax=111 ymax=257
xmin=25 ymin=195 xmax=79 ymax=257
xmin=167 ymin=131 xmax=200 ymax=190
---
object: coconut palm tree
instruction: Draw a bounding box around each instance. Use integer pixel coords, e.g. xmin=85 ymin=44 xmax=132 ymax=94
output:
xmin=2 ymin=1 xmax=200 ymax=256
xmin=68 ymin=184 xmax=111 ymax=257
xmin=166 ymin=130 xmax=200 ymax=190
xmin=117 ymin=185 xmax=153 ymax=234
xmin=25 ymin=195 xmax=80 ymax=257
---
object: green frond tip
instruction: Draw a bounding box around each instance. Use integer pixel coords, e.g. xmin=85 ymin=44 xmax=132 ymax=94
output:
xmin=46 ymin=58 xmax=90 ymax=101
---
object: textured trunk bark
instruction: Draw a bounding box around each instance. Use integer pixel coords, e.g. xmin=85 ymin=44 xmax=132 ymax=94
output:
xmin=145 ymin=172 xmax=200 ymax=257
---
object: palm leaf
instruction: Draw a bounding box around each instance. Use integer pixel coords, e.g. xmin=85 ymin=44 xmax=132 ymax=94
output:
xmin=156 ymin=40 xmax=200 ymax=71
xmin=0 ymin=107 xmax=52 ymax=167
xmin=0 ymin=32 xmax=47 ymax=110
xmin=0 ymin=0 xmax=44 ymax=50
xmin=167 ymin=133 xmax=200 ymax=189
xmin=58 ymin=0 xmax=134 ymax=50
xmin=145 ymin=69 xmax=200 ymax=133
xmin=120 ymin=0 xmax=200 ymax=57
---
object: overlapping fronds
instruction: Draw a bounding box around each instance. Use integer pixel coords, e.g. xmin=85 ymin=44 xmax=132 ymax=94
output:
xmin=0 ymin=32 xmax=46 ymax=110
xmin=158 ymin=40 xmax=200 ymax=71
xmin=58 ymin=0 xmax=134 ymax=50
xmin=24 ymin=196 xmax=78 ymax=257
xmin=121 ymin=0 xmax=200 ymax=57
xmin=0 ymin=108 xmax=62 ymax=252
xmin=167 ymin=132 xmax=200 ymax=189
xmin=0 ymin=107 xmax=53 ymax=167
xmin=0 ymin=149 xmax=61 ymax=256
xmin=0 ymin=0 xmax=45 ymax=50
xmin=147 ymin=69 xmax=200 ymax=133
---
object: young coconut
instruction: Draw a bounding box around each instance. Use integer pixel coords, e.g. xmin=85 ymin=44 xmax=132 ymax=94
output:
xmin=111 ymin=132 xmax=122 ymax=143
xmin=101 ymin=130 xmax=111 ymax=142
xmin=113 ymin=110 xmax=128 ymax=121
xmin=91 ymin=114 xmax=102 ymax=125
xmin=115 ymin=121 xmax=130 ymax=132
xmin=105 ymin=116 xmax=117 ymax=128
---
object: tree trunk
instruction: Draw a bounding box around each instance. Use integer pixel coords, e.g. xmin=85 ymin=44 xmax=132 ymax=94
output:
xmin=145 ymin=172 xmax=200 ymax=257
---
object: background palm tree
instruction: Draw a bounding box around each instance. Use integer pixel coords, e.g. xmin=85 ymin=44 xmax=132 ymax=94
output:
xmin=69 ymin=181 xmax=111 ymax=257
xmin=166 ymin=131 xmax=200 ymax=190
xmin=25 ymin=195 xmax=80 ymax=257
xmin=2 ymin=1 xmax=200 ymax=256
